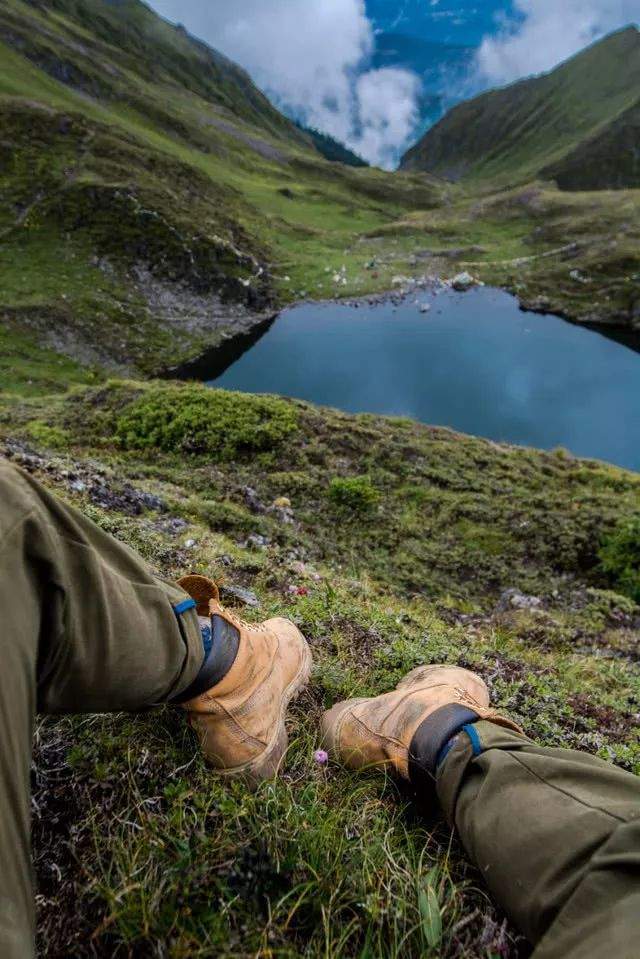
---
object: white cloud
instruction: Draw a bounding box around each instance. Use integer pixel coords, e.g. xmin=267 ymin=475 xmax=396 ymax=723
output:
xmin=476 ymin=0 xmax=639 ymax=86
xmin=148 ymin=0 xmax=422 ymax=168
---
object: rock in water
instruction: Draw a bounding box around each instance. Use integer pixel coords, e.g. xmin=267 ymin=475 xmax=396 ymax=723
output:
xmin=452 ymin=271 xmax=477 ymax=292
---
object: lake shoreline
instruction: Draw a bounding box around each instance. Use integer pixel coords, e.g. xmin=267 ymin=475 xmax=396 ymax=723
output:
xmin=180 ymin=287 xmax=640 ymax=471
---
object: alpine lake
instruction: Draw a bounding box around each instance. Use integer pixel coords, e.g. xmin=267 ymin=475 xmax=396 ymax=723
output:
xmin=179 ymin=286 xmax=640 ymax=471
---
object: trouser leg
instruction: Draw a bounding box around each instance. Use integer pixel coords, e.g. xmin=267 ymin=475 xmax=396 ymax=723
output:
xmin=435 ymin=721 xmax=640 ymax=958
xmin=0 ymin=459 xmax=203 ymax=957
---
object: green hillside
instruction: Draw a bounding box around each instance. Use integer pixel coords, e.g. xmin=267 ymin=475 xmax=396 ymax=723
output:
xmin=0 ymin=0 xmax=443 ymax=383
xmin=544 ymin=96 xmax=640 ymax=190
xmin=2 ymin=380 xmax=639 ymax=957
xmin=400 ymin=26 xmax=640 ymax=189
xmin=298 ymin=123 xmax=369 ymax=167
xmin=1 ymin=6 xmax=639 ymax=956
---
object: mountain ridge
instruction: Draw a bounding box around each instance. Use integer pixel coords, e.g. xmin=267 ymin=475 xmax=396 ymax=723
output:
xmin=400 ymin=25 xmax=640 ymax=190
xmin=0 ymin=0 xmax=443 ymax=385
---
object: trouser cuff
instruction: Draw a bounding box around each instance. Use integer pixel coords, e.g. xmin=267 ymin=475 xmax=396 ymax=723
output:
xmin=408 ymin=703 xmax=481 ymax=794
xmin=169 ymin=613 xmax=240 ymax=704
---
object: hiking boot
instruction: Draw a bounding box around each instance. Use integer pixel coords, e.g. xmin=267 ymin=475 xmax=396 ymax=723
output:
xmin=321 ymin=665 xmax=521 ymax=780
xmin=175 ymin=575 xmax=312 ymax=785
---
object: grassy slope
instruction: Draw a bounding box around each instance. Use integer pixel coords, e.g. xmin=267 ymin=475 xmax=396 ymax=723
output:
xmin=544 ymin=96 xmax=640 ymax=191
xmin=0 ymin=0 xmax=444 ymax=389
xmin=369 ymin=182 xmax=640 ymax=327
xmin=1 ymin=0 xmax=639 ymax=376
xmin=1 ymin=380 xmax=637 ymax=957
xmin=1 ymin=8 xmax=638 ymax=955
xmin=400 ymin=26 xmax=640 ymax=189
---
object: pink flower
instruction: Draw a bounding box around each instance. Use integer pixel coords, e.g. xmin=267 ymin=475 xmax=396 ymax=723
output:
xmin=314 ymin=749 xmax=329 ymax=765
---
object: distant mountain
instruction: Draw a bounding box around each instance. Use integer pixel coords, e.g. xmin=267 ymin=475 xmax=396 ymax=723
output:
xmin=400 ymin=26 xmax=640 ymax=190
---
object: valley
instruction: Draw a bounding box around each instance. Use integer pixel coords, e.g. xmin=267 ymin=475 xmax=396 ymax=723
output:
xmin=0 ymin=3 xmax=639 ymax=957
xmin=1 ymin=1 xmax=639 ymax=399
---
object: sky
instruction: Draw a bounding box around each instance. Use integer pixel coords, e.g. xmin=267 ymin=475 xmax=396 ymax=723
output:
xmin=148 ymin=1 xmax=640 ymax=168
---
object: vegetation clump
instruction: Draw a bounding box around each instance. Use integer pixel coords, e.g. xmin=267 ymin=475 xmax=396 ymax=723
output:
xmin=328 ymin=475 xmax=380 ymax=513
xmin=599 ymin=517 xmax=640 ymax=601
xmin=116 ymin=384 xmax=298 ymax=459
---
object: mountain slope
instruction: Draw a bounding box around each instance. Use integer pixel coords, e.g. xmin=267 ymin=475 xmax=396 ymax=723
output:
xmin=296 ymin=124 xmax=368 ymax=167
xmin=401 ymin=26 xmax=640 ymax=189
xmin=0 ymin=0 xmax=443 ymax=383
xmin=15 ymin=0 xmax=308 ymax=144
xmin=4 ymin=379 xmax=640 ymax=956
xmin=543 ymin=97 xmax=640 ymax=190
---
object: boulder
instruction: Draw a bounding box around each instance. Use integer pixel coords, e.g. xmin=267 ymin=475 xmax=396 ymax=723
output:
xmin=451 ymin=271 xmax=477 ymax=292
xmin=496 ymin=588 xmax=543 ymax=613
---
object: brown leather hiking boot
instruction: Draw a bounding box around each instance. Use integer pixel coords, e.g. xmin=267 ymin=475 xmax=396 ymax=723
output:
xmin=176 ymin=575 xmax=312 ymax=785
xmin=321 ymin=665 xmax=521 ymax=780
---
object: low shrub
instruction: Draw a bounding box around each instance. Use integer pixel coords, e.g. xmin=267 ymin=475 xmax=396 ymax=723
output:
xmin=598 ymin=517 xmax=640 ymax=603
xmin=24 ymin=421 xmax=69 ymax=449
xmin=116 ymin=385 xmax=297 ymax=460
xmin=328 ymin=475 xmax=380 ymax=513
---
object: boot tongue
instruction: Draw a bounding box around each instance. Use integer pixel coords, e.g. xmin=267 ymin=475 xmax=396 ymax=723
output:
xmin=178 ymin=574 xmax=220 ymax=616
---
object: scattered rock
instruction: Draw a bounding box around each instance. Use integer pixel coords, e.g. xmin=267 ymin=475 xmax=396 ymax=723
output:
xmin=246 ymin=533 xmax=270 ymax=549
xmin=268 ymin=497 xmax=295 ymax=524
xmin=569 ymin=269 xmax=590 ymax=284
xmin=242 ymin=486 xmax=266 ymax=514
xmin=220 ymin=584 xmax=260 ymax=608
xmin=496 ymin=589 xmax=543 ymax=613
xmin=2 ymin=439 xmax=166 ymax=516
xmin=154 ymin=516 xmax=189 ymax=537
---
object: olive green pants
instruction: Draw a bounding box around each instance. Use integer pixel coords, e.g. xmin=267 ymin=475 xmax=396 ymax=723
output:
xmin=1 ymin=459 xmax=639 ymax=957
xmin=0 ymin=460 xmax=203 ymax=957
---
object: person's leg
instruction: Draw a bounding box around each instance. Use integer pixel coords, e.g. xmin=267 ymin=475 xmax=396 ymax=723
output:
xmin=322 ymin=665 xmax=640 ymax=959
xmin=0 ymin=460 xmax=204 ymax=957
xmin=1 ymin=459 xmax=310 ymax=958
xmin=435 ymin=723 xmax=640 ymax=959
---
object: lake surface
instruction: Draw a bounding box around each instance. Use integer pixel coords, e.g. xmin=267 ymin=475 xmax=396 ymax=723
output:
xmin=195 ymin=287 xmax=640 ymax=471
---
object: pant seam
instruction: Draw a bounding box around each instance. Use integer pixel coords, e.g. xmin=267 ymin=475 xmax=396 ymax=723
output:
xmin=0 ymin=508 xmax=36 ymax=555
xmin=500 ymin=749 xmax=630 ymax=825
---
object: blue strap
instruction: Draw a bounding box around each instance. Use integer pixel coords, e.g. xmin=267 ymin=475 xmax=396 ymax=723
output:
xmin=435 ymin=735 xmax=459 ymax=769
xmin=173 ymin=598 xmax=197 ymax=616
xmin=462 ymin=723 xmax=484 ymax=757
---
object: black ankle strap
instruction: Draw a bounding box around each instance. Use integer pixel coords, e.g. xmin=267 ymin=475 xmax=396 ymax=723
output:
xmin=408 ymin=704 xmax=480 ymax=793
xmin=170 ymin=614 xmax=240 ymax=704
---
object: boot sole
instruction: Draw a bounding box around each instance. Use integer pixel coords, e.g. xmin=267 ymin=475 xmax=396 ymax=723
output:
xmin=216 ymin=632 xmax=313 ymax=787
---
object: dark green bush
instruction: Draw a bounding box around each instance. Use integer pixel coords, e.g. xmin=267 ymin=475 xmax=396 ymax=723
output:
xmin=328 ymin=475 xmax=380 ymax=513
xmin=598 ymin=517 xmax=640 ymax=603
xmin=116 ymin=385 xmax=297 ymax=459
